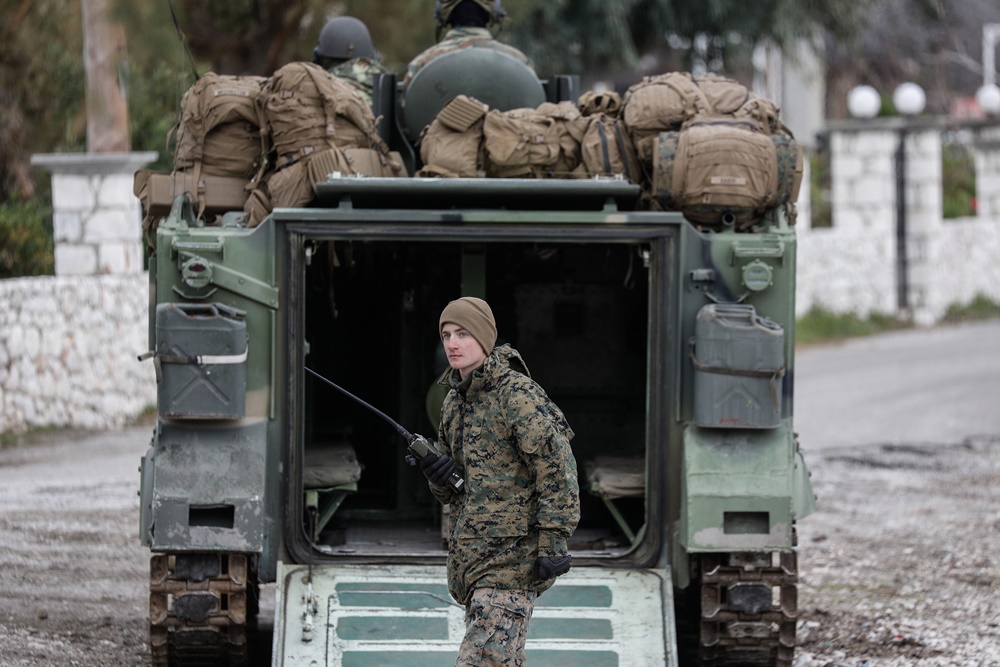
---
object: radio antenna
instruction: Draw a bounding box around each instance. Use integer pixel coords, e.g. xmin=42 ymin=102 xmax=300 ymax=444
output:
xmin=167 ymin=0 xmax=200 ymax=81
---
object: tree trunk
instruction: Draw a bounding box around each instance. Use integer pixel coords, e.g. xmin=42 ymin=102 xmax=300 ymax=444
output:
xmin=82 ymin=0 xmax=130 ymax=152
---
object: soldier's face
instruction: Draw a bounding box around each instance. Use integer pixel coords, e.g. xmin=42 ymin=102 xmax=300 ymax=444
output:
xmin=441 ymin=322 xmax=487 ymax=379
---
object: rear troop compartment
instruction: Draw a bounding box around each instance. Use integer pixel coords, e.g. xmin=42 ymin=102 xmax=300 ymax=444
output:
xmin=283 ymin=180 xmax=668 ymax=566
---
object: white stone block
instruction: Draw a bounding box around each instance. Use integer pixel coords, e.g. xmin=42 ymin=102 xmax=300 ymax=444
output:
xmin=841 ymin=130 xmax=893 ymax=158
xmin=51 ymin=174 xmax=96 ymax=211
xmin=102 ymin=394 xmax=123 ymax=419
xmin=907 ymin=131 xmax=940 ymax=155
xmin=21 ymin=397 xmax=38 ymax=425
xmin=851 ymin=179 xmax=891 ymax=206
xmin=831 ymin=155 xmax=866 ymax=183
xmin=84 ymin=209 xmax=134 ymax=242
xmin=39 ymin=372 xmax=54 ymax=398
xmin=861 ymin=206 xmax=895 ymax=229
xmin=53 ymin=212 xmax=83 ymax=243
xmin=832 ymin=208 xmax=867 ymax=229
xmin=98 ymin=241 xmax=144 ymax=275
xmin=23 ymin=293 xmax=58 ymax=315
xmin=55 ymin=244 xmax=98 ymax=276
xmin=97 ymin=173 xmax=139 ymax=209
xmin=54 ymin=382 xmax=70 ymax=406
xmin=906 ymin=157 xmax=940 ymax=183
xmin=871 ymin=131 xmax=901 ymax=154
xmin=40 ymin=324 xmax=65 ymax=359
xmin=20 ymin=350 xmax=39 ymax=382
xmin=6 ymin=325 xmax=24 ymax=357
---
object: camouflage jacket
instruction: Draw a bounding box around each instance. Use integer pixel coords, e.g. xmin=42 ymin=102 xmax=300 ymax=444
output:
xmin=432 ymin=344 xmax=580 ymax=605
xmin=327 ymin=58 xmax=389 ymax=107
xmin=403 ymin=27 xmax=532 ymax=86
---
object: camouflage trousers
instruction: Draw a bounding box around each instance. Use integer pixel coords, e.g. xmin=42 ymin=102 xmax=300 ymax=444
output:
xmin=457 ymin=587 xmax=536 ymax=667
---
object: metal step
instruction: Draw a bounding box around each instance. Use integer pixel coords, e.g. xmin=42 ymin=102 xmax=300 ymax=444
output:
xmin=273 ymin=562 xmax=676 ymax=666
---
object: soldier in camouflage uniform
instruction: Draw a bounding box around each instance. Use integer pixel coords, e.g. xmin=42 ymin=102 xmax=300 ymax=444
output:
xmin=419 ymin=297 xmax=580 ymax=666
xmin=312 ymin=16 xmax=389 ymax=107
xmin=403 ymin=0 xmax=532 ymax=87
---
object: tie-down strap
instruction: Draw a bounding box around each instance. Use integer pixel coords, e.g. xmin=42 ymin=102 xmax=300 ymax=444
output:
xmin=138 ymin=348 xmax=248 ymax=382
xmin=689 ymin=348 xmax=785 ymax=412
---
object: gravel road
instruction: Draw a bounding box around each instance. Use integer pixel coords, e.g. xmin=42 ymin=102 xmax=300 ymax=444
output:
xmin=0 ymin=427 xmax=151 ymax=666
xmin=1 ymin=321 xmax=998 ymax=666
xmin=793 ymin=319 xmax=1000 ymax=667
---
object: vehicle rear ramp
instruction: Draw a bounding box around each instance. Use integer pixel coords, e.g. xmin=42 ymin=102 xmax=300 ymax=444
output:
xmin=273 ymin=563 xmax=677 ymax=666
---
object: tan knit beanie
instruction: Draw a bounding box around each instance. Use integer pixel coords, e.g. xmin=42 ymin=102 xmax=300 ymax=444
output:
xmin=439 ymin=297 xmax=497 ymax=354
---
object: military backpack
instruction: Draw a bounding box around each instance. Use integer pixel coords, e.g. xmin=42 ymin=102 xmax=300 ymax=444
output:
xmin=482 ymin=101 xmax=588 ymax=178
xmin=417 ymin=95 xmax=489 ymax=178
xmin=169 ymin=72 xmax=268 ymax=180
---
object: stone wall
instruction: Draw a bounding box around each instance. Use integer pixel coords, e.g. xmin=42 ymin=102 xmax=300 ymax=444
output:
xmin=796 ymin=120 xmax=1000 ymax=324
xmin=0 ymin=274 xmax=155 ymax=434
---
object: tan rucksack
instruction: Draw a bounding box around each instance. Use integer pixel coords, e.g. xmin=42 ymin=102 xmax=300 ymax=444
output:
xmin=622 ymin=72 xmax=783 ymax=164
xmin=243 ymin=145 xmax=406 ymax=228
xmin=166 ymin=73 xmax=268 ymax=222
xmin=244 ymin=62 xmax=402 ymax=227
xmin=580 ymin=113 xmax=641 ymax=182
xmin=418 ymin=95 xmax=489 ymax=178
xmin=578 ymin=90 xmax=623 ymax=118
xmin=482 ymin=102 xmax=588 ymax=178
xmin=259 ymin=61 xmax=389 ymax=169
xmin=622 ymin=72 xmax=709 ymax=162
xmin=696 ymin=73 xmax=782 ymax=134
xmin=169 ymin=72 xmax=268 ymax=180
xmin=652 ymin=115 xmax=801 ymax=229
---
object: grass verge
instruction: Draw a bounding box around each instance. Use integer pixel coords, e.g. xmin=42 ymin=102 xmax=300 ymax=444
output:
xmin=940 ymin=294 xmax=1000 ymax=323
xmin=796 ymin=294 xmax=1000 ymax=346
xmin=795 ymin=307 xmax=910 ymax=346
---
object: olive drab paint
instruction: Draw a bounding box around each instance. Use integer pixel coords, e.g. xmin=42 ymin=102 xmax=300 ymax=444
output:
xmin=137 ymin=43 xmax=814 ymax=667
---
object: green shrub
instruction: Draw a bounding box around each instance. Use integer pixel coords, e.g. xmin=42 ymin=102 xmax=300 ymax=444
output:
xmin=941 ymin=294 xmax=1000 ymax=322
xmin=795 ymin=306 xmax=909 ymax=346
xmin=0 ymin=198 xmax=54 ymax=278
xmin=941 ymin=142 xmax=975 ymax=219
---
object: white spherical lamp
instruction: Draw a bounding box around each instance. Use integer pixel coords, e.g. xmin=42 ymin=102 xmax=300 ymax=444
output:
xmin=847 ymin=85 xmax=881 ymax=119
xmin=976 ymin=83 xmax=1000 ymax=115
xmin=893 ymin=82 xmax=926 ymax=116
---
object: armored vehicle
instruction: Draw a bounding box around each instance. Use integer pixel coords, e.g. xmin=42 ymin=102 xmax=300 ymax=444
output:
xmin=138 ymin=46 xmax=815 ymax=667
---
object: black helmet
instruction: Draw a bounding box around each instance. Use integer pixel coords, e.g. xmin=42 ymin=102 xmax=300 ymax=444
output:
xmin=434 ymin=0 xmax=506 ymax=30
xmin=313 ymin=17 xmax=376 ymax=63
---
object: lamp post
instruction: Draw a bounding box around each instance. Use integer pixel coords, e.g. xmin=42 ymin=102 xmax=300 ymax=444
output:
xmin=891 ymin=83 xmax=926 ymax=313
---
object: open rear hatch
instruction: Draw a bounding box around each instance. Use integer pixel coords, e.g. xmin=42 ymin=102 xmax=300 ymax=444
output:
xmin=274 ymin=180 xmax=680 ymax=666
xmin=273 ymin=563 xmax=676 ymax=666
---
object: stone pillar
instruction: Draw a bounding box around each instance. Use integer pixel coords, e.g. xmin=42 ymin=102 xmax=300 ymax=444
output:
xmin=826 ymin=120 xmax=945 ymax=323
xmin=973 ymin=124 xmax=1000 ymax=220
xmin=830 ymin=127 xmax=897 ymax=229
xmin=30 ymin=152 xmax=157 ymax=276
xmin=825 ymin=124 xmax=898 ymax=317
xmin=902 ymin=129 xmax=943 ymax=326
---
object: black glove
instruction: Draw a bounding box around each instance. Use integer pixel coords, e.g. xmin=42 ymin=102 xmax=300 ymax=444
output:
xmin=419 ymin=451 xmax=457 ymax=487
xmin=534 ymin=555 xmax=572 ymax=581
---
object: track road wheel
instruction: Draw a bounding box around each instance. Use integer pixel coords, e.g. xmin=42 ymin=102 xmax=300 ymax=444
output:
xmin=697 ymin=550 xmax=798 ymax=667
xmin=149 ymin=552 xmax=255 ymax=667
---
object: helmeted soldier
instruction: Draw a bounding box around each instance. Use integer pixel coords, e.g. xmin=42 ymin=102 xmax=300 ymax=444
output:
xmin=420 ymin=297 xmax=580 ymax=666
xmin=312 ymin=16 xmax=389 ymax=107
xmin=403 ymin=0 xmax=532 ymax=87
